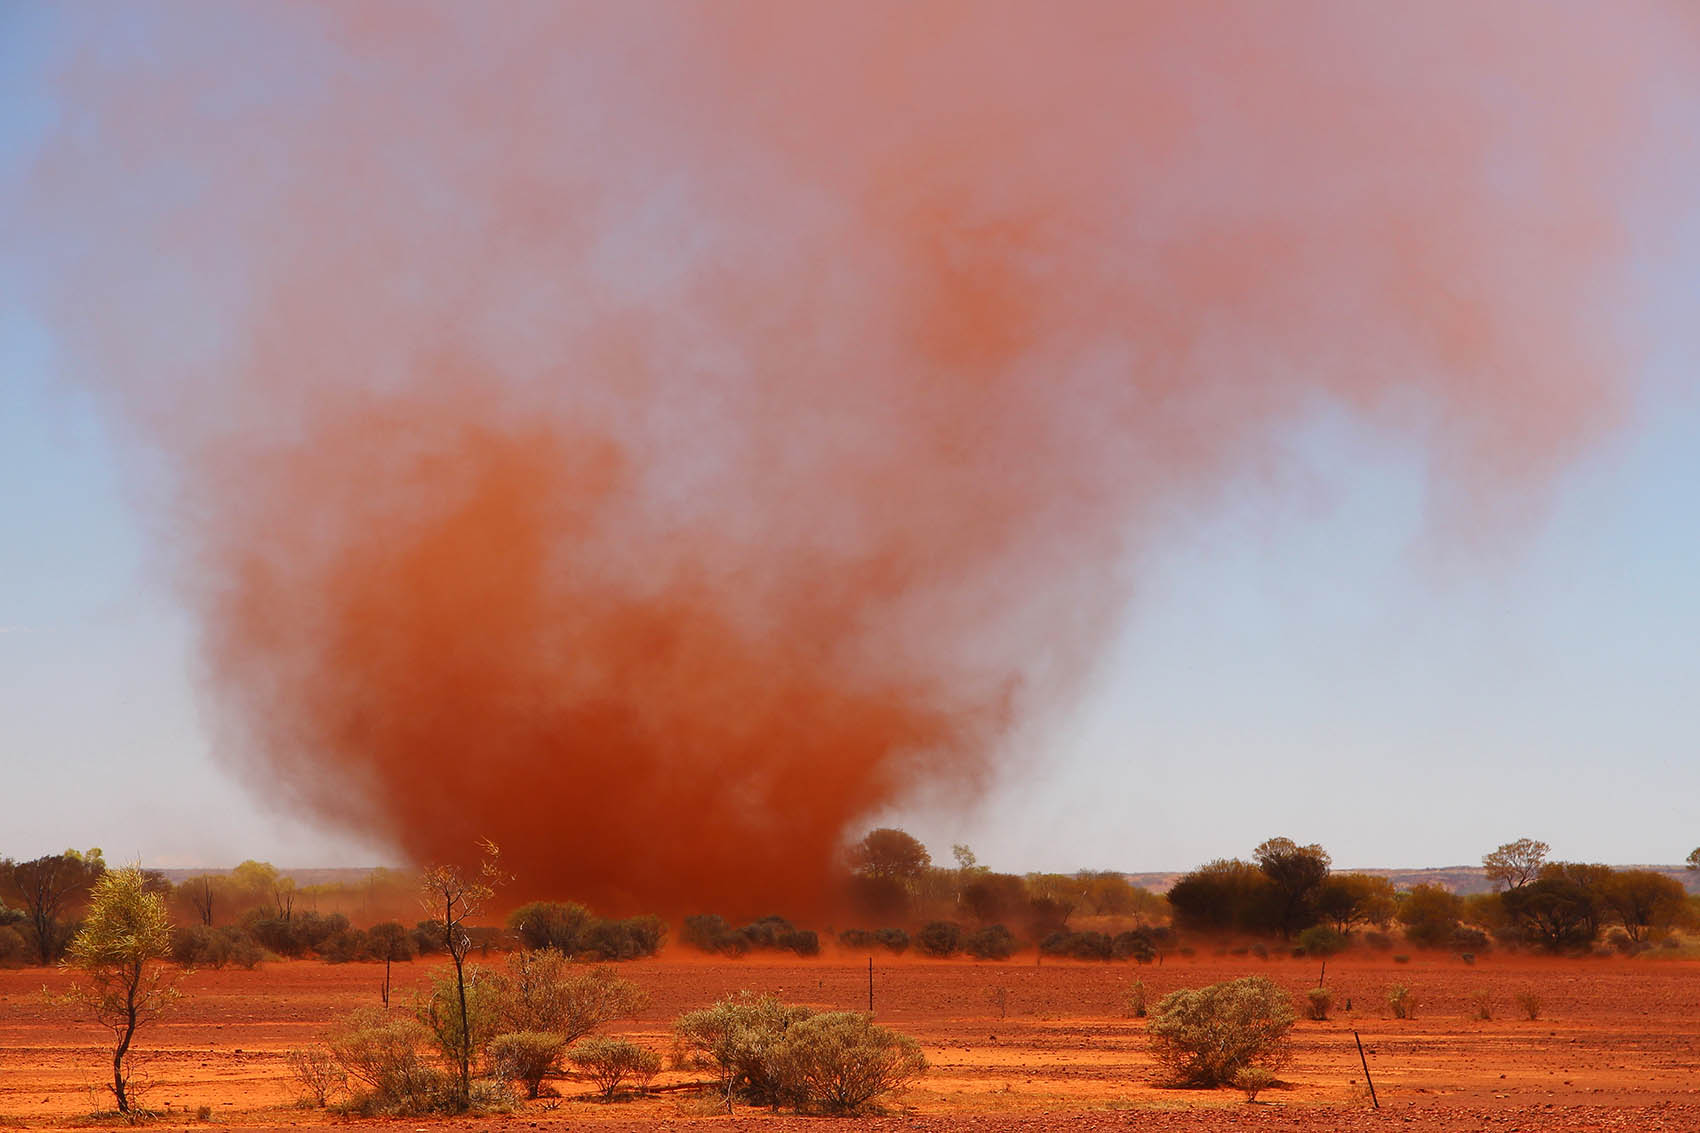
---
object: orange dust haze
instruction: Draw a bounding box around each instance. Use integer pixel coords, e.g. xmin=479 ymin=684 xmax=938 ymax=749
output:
xmin=17 ymin=3 xmax=1694 ymax=914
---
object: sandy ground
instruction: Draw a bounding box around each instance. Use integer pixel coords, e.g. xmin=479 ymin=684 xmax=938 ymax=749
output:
xmin=3 ymin=949 xmax=1698 ymax=1130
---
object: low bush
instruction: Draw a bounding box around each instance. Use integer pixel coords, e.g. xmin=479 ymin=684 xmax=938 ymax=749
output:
xmin=875 ymin=927 xmax=910 ymax=954
xmin=320 ymin=928 xmax=371 ymax=965
xmin=1304 ymin=987 xmax=1332 ymax=1021
xmin=285 ymin=1047 xmax=344 ymax=1107
xmin=1515 ymin=990 xmax=1543 ymax=1020
xmin=1385 ymin=984 xmax=1416 ymax=1019
xmin=915 ymin=921 xmax=963 ymax=958
xmin=769 ymin=1012 xmax=927 ymax=1114
xmin=1113 ymin=929 xmax=1159 ymax=963
xmin=674 ymin=992 xmax=813 ymax=1108
xmin=1471 ymin=991 xmax=1494 ymax=1020
xmin=1126 ymin=979 xmax=1147 ymax=1018
xmin=489 ymin=1031 xmax=566 ymax=1099
xmin=491 ymin=952 xmax=647 ymax=1044
xmin=1297 ymin=925 xmax=1347 ymax=957
xmin=684 ymin=915 xmax=816 ymax=957
xmin=1147 ymin=976 xmax=1295 ymax=1088
xmin=508 ymin=902 xmax=665 ymax=960
xmin=567 ymin=1037 xmax=661 ymax=1100
xmin=964 ymin=924 xmax=1017 ymax=960
xmin=1040 ymin=930 xmax=1114 ymax=961
xmin=0 ymin=925 xmax=25 ymax=967
xmin=324 ymin=1008 xmax=453 ymax=1115
xmin=1233 ymin=1065 xmax=1278 ymax=1103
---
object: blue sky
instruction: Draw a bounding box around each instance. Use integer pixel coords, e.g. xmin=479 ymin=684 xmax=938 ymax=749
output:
xmin=3 ymin=4 xmax=1696 ymax=873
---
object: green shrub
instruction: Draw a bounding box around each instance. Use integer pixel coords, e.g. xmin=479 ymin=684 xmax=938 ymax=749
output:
xmin=285 ymin=1047 xmax=344 ymax=1107
xmin=568 ymin=1037 xmax=662 ymax=1100
xmin=1233 ymin=1065 xmax=1278 ymax=1102
xmin=1385 ymin=984 xmax=1415 ymax=1019
xmin=1297 ymin=924 xmax=1347 ymax=957
xmin=1126 ymin=979 xmax=1147 ymax=1018
xmin=490 ymin=952 xmax=646 ymax=1044
xmin=1146 ymin=976 xmax=1295 ymax=1088
xmin=1041 ymin=930 xmax=1114 ymax=961
xmin=916 ymin=921 xmax=963 ymax=958
xmin=1304 ymin=987 xmax=1332 ymax=1021
xmin=768 ymin=1012 xmax=926 ymax=1114
xmin=325 ymin=1008 xmax=452 ymax=1115
xmin=673 ymin=992 xmax=812 ymax=1108
xmin=320 ymin=928 xmax=370 ymax=965
xmin=964 ymin=924 xmax=1017 ymax=960
xmin=488 ymin=1031 xmax=567 ymax=1099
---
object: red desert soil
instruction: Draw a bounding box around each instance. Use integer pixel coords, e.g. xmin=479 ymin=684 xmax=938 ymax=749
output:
xmin=3 ymin=950 xmax=1698 ymax=1131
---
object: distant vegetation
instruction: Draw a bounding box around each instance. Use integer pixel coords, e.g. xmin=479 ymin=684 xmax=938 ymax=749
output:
xmin=4 ymin=834 xmax=1698 ymax=973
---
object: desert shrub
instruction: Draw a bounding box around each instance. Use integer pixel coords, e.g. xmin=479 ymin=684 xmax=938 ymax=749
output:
xmin=509 ymin=901 xmax=594 ymax=953
xmin=1297 ymin=924 xmax=1347 ymax=957
xmin=1393 ymin=954 xmax=1411 ymax=964
xmin=1234 ymin=1065 xmax=1278 ymax=1102
xmin=568 ymin=1036 xmax=661 ymax=1100
xmin=172 ymin=924 xmax=232 ymax=968
xmin=1450 ymin=925 xmax=1491 ymax=954
xmin=491 ymin=951 xmax=647 ymax=1044
xmin=683 ymin=914 xmax=813 ymax=957
xmin=321 ymin=928 xmax=371 ymax=965
xmin=488 ymin=1031 xmax=567 ymax=1099
xmin=0 ymin=925 xmax=26 ymax=966
xmin=1304 ymin=987 xmax=1332 ymax=1021
xmin=768 ymin=1012 xmax=927 ymax=1114
xmin=1515 ymin=990 xmax=1543 ymax=1020
xmin=366 ymin=922 xmax=414 ymax=962
xmin=916 ymin=921 xmax=963 ymax=958
xmin=411 ymin=920 xmax=445 ymax=955
xmin=673 ymin=991 xmax=813 ymax=1107
xmin=285 ymin=1047 xmax=344 ymax=1107
xmin=874 ymin=927 xmax=910 ymax=954
xmin=325 ymin=1008 xmax=452 ymax=1115
xmin=1147 ymin=976 xmax=1295 ymax=1088
xmin=1126 ymin=979 xmax=1147 ymax=1018
xmin=1471 ymin=991 xmax=1494 ymax=1020
xmin=1042 ymin=930 xmax=1114 ymax=961
xmin=417 ymin=965 xmax=503 ymax=1070
xmin=1385 ymin=984 xmax=1416 ymax=1019
xmin=838 ymin=929 xmax=877 ymax=951
xmin=1113 ymin=930 xmax=1158 ymax=964
xmin=1250 ymin=942 xmax=1270 ymax=960
xmin=581 ymin=914 xmax=666 ymax=961
xmin=964 ymin=924 xmax=1017 ymax=960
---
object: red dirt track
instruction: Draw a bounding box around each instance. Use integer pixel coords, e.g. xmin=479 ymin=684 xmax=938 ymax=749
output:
xmin=3 ymin=951 xmax=1698 ymax=1130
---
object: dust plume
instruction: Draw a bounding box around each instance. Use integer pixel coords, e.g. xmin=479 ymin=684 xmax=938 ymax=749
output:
xmin=13 ymin=3 xmax=1693 ymax=914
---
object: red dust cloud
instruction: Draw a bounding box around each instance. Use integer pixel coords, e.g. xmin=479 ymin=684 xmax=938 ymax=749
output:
xmin=17 ymin=4 xmax=1694 ymax=914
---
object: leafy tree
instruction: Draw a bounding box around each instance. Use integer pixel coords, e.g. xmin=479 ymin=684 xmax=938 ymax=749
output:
xmin=64 ymin=866 xmax=180 ymax=1113
xmin=1316 ymin=873 xmax=1397 ymax=932
xmin=1687 ymin=847 xmax=1699 ymax=872
xmin=1483 ymin=838 xmax=1550 ymax=891
xmin=1602 ymin=870 xmax=1687 ymax=943
xmin=847 ymin=828 xmax=931 ymax=884
xmin=1502 ymin=874 xmax=1599 ymax=952
xmin=1397 ymin=884 xmax=1464 ymax=949
xmin=1538 ymin=862 xmax=1613 ymax=940
xmin=1253 ymin=838 xmax=1331 ymax=939
xmin=959 ymin=872 xmax=1027 ymax=925
xmin=1 ymin=849 xmax=105 ymax=964
xmin=1166 ymin=859 xmax=1277 ymax=935
xmin=418 ymin=840 xmax=505 ymax=1110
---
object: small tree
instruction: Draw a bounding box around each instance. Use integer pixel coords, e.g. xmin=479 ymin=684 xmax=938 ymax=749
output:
xmin=418 ymin=840 xmax=506 ymax=1110
xmin=1483 ymin=839 xmax=1550 ymax=891
xmin=3 ymin=848 xmax=105 ymax=964
xmin=1686 ymin=847 xmax=1699 ymax=872
xmin=1147 ymin=976 xmax=1294 ymax=1088
xmin=1254 ymin=838 xmax=1332 ymax=939
xmin=847 ymin=828 xmax=931 ymax=884
xmin=492 ymin=951 xmax=647 ymax=1043
xmin=64 ymin=865 xmax=180 ymax=1114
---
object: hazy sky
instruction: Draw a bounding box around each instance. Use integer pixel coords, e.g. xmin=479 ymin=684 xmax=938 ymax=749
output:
xmin=3 ymin=5 xmax=1697 ymax=875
